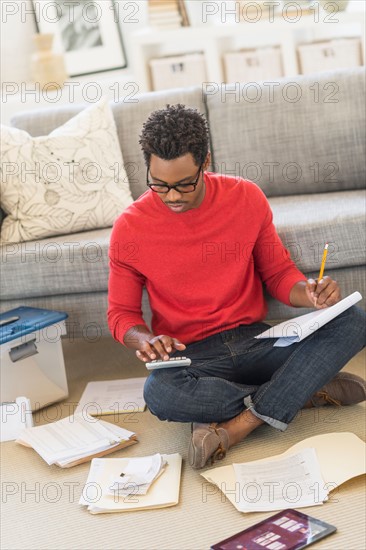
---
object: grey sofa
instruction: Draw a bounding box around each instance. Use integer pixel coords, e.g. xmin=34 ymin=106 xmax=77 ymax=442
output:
xmin=1 ymin=68 xmax=365 ymax=338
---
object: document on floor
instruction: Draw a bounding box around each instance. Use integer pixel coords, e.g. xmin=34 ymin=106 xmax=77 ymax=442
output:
xmin=74 ymin=377 xmax=147 ymax=416
xmin=79 ymin=453 xmax=182 ymax=513
xmin=255 ymin=291 xmax=362 ymax=346
xmin=201 ymin=432 xmax=366 ymax=513
xmin=16 ymin=413 xmax=137 ymax=467
xmin=232 ymin=448 xmax=328 ymax=512
xmin=107 ymin=453 xmax=167 ymax=496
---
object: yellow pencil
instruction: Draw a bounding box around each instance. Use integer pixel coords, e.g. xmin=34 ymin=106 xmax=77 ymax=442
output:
xmin=318 ymin=243 xmax=329 ymax=281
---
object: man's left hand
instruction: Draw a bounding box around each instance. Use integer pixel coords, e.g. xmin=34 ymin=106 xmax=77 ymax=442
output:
xmin=306 ymin=276 xmax=342 ymax=308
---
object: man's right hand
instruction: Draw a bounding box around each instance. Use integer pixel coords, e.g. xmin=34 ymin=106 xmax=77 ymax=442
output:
xmin=123 ymin=325 xmax=186 ymax=363
xmin=136 ymin=334 xmax=186 ymax=363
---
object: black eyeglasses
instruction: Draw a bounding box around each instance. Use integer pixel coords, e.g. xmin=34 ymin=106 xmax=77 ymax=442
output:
xmin=146 ymin=165 xmax=202 ymax=193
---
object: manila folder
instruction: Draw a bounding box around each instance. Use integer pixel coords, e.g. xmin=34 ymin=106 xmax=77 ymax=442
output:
xmin=80 ymin=453 xmax=182 ymax=513
xmin=201 ymin=432 xmax=365 ymax=511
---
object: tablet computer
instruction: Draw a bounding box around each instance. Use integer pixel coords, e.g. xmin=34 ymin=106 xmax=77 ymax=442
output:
xmin=210 ymin=509 xmax=336 ymax=550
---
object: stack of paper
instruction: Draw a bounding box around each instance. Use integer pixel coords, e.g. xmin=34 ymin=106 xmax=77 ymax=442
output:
xmin=80 ymin=453 xmax=182 ymax=514
xmin=108 ymin=453 xmax=167 ymax=496
xmin=201 ymin=433 xmax=366 ymax=513
xmin=16 ymin=413 xmax=137 ymax=467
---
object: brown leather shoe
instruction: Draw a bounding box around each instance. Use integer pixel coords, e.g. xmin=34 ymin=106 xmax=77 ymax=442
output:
xmin=311 ymin=372 xmax=366 ymax=407
xmin=188 ymin=422 xmax=230 ymax=470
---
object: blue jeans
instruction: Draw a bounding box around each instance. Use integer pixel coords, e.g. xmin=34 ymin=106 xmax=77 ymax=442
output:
xmin=143 ymin=306 xmax=366 ymax=430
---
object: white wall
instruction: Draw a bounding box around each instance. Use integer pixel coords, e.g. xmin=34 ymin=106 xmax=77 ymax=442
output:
xmin=1 ymin=0 xmax=37 ymax=85
xmin=0 ymin=0 xmax=209 ymax=86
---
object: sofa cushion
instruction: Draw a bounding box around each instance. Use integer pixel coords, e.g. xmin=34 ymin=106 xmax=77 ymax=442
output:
xmin=2 ymin=190 xmax=363 ymax=302
xmin=206 ymin=68 xmax=365 ymax=196
xmin=1 ymin=98 xmax=133 ymax=244
xmin=0 ymin=288 xmax=153 ymax=339
xmin=269 ymin=190 xmax=366 ymax=272
xmin=1 ymin=266 xmax=363 ymax=338
xmin=1 ymin=228 xmax=112 ymax=300
xmin=9 ymin=87 xmax=208 ymax=201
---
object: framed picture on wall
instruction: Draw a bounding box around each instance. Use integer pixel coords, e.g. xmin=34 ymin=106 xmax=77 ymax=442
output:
xmin=32 ymin=0 xmax=127 ymax=77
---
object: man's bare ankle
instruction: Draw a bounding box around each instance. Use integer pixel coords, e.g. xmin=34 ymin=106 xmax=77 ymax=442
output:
xmin=243 ymin=408 xmax=264 ymax=426
xmin=218 ymin=410 xmax=264 ymax=446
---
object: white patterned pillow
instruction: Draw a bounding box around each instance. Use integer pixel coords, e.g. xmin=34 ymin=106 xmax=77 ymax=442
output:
xmin=0 ymin=97 xmax=133 ymax=243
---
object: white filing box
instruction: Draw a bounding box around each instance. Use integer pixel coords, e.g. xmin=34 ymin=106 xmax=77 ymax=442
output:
xmin=224 ymin=46 xmax=284 ymax=84
xmin=297 ymin=38 xmax=363 ymax=75
xmin=149 ymin=53 xmax=207 ymax=91
xmin=0 ymin=306 xmax=69 ymax=411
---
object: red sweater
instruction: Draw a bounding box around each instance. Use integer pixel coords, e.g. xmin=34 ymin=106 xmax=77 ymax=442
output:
xmin=108 ymin=173 xmax=306 ymax=346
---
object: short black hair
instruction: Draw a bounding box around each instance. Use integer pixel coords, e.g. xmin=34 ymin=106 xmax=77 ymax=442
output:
xmin=139 ymin=104 xmax=209 ymax=167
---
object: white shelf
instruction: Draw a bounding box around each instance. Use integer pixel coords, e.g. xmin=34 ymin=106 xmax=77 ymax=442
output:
xmin=130 ymin=11 xmax=366 ymax=91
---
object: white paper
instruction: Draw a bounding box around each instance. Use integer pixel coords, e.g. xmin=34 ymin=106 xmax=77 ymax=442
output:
xmin=98 ymin=419 xmax=137 ymax=441
xmin=0 ymin=397 xmax=33 ymax=442
xmin=108 ymin=453 xmax=166 ymax=496
xmin=113 ymin=454 xmax=163 ymax=484
xmin=232 ymin=448 xmax=328 ymax=512
xmin=255 ymin=291 xmax=362 ymax=346
xmin=16 ymin=413 xmax=135 ymax=465
xmin=75 ymin=378 xmax=147 ymax=416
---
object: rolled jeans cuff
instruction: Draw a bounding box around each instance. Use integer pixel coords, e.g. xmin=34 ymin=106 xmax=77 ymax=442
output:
xmin=244 ymin=396 xmax=288 ymax=432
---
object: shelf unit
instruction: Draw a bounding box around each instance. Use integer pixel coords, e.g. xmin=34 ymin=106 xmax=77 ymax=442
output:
xmin=130 ymin=11 xmax=365 ymax=92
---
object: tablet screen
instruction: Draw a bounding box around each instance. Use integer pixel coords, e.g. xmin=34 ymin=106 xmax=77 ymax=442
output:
xmin=211 ymin=509 xmax=336 ymax=550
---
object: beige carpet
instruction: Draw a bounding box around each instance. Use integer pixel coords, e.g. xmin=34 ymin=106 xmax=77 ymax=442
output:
xmin=1 ymin=337 xmax=365 ymax=550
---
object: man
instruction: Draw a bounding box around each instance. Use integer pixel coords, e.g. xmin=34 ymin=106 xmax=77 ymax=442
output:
xmin=108 ymin=104 xmax=366 ymax=469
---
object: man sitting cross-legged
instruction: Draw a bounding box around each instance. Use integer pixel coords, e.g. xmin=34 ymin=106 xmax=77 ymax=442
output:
xmin=107 ymin=104 xmax=366 ymax=469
